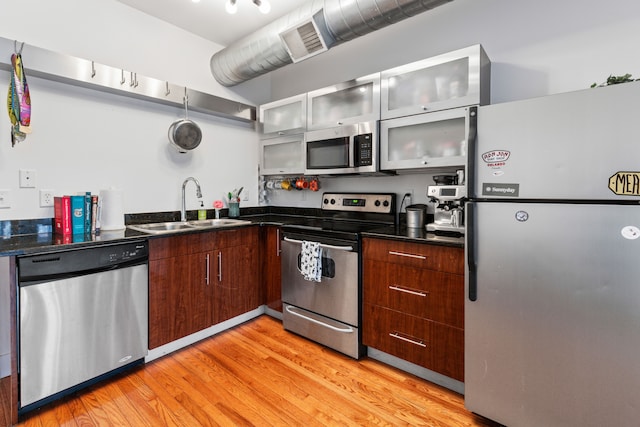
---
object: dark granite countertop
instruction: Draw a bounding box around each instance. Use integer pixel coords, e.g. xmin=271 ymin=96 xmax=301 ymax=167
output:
xmin=0 ymin=206 xmax=463 ymax=256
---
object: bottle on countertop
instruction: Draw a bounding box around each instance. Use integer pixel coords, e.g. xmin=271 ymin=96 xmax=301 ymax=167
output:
xmin=198 ymin=200 xmax=207 ymax=220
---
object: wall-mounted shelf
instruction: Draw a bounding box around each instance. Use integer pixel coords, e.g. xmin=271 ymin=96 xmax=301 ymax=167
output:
xmin=0 ymin=37 xmax=256 ymax=123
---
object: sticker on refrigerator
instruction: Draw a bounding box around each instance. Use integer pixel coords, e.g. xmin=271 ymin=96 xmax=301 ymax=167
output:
xmin=482 ymin=183 xmax=520 ymax=197
xmin=481 ymin=150 xmax=511 ymax=169
xmin=609 ymin=172 xmax=640 ymax=196
xmin=621 ymin=226 xmax=640 ymax=240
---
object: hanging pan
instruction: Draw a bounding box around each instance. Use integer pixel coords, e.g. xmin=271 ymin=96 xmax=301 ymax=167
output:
xmin=168 ymin=90 xmax=202 ymax=153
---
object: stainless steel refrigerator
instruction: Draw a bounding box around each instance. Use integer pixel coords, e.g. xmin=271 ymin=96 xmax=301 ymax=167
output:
xmin=465 ymin=81 xmax=640 ymax=427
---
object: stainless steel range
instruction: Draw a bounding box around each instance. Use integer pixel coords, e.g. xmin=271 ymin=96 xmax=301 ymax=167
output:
xmin=281 ymin=192 xmax=396 ymax=359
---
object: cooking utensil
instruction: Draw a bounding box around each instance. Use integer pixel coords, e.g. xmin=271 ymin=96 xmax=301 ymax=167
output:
xmin=169 ymin=91 xmax=202 ymax=153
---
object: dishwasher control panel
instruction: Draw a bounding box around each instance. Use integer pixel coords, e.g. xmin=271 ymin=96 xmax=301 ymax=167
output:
xmin=18 ymin=240 xmax=148 ymax=282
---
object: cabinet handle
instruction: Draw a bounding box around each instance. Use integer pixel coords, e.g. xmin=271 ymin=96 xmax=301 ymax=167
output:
xmin=205 ymin=254 xmax=210 ymax=285
xmin=217 ymin=251 xmax=222 ymax=282
xmin=388 ymin=250 xmax=426 ymax=260
xmin=276 ymin=228 xmax=281 ymax=256
xmin=389 ymin=285 xmax=428 ymax=297
xmin=421 ymin=105 xmax=428 ymax=111
xmin=389 ymin=332 xmax=427 ymax=348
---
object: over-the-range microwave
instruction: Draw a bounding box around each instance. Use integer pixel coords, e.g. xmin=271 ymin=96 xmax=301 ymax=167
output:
xmin=304 ymin=121 xmax=378 ymax=175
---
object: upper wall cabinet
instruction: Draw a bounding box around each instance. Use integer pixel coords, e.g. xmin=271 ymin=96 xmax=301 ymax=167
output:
xmin=258 ymin=93 xmax=307 ymax=139
xmin=307 ymin=73 xmax=380 ymax=130
xmin=380 ymin=45 xmax=490 ymax=120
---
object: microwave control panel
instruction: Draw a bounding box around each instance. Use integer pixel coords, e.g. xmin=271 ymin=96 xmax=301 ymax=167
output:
xmin=354 ymin=133 xmax=373 ymax=166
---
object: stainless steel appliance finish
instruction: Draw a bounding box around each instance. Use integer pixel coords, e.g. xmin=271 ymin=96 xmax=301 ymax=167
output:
xmin=281 ymin=192 xmax=395 ymax=359
xmin=18 ymin=241 xmax=148 ymax=411
xmin=304 ymin=121 xmax=378 ymax=175
xmin=426 ymin=184 xmax=466 ymax=234
xmin=466 ymin=81 xmax=640 ymax=427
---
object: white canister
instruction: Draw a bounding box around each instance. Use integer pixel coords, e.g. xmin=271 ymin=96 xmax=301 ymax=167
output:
xmin=99 ymin=188 xmax=125 ymax=231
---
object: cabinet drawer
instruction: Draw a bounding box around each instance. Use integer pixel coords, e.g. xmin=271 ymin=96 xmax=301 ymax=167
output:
xmin=363 ymin=238 xmax=463 ymax=274
xmin=363 ymin=260 xmax=464 ymax=328
xmin=363 ymin=304 xmax=463 ymax=381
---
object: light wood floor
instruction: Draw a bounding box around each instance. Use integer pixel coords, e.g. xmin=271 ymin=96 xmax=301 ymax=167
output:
xmin=16 ymin=315 xmax=499 ymax=426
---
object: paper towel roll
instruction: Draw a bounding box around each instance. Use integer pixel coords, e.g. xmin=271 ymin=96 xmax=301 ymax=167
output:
xmin=99 ymin=188 xmax=125 ymax=231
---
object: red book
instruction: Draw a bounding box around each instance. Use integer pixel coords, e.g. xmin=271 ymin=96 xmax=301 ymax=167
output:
xmin=54 ymin=196 xmax=72 ymax=235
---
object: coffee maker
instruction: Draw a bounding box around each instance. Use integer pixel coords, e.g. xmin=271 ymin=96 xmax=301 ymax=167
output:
xmin=426 ymin=171 xmax=466 ymax=234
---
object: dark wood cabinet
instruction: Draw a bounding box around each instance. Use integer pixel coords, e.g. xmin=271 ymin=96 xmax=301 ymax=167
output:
xmin=148 ymin=226 xmax=259 ymax=349
xmin=213 ymin=227 xmax=260 ymax=324
xmin=260 ymin=226 xmax=282 ymax=312
xmin=362 ymin=237 xmax=465 ymax=381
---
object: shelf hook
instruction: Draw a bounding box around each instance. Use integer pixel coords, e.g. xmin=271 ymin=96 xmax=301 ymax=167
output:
xmin=120 ymin=69 xmax=125 ymax=85
xmin=165 ymin=81 xmax=170 ymax=96
xmin=14 ymin=40 xmax=24 ymax=55
xmin=91 ymin=61 xmax=96 ymax=78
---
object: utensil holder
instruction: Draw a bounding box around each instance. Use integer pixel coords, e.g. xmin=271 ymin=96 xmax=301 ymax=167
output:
xmin=228 ymin=202 xmax=240 ymax=218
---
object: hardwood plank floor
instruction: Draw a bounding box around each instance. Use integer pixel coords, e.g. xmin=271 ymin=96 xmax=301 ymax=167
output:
xmin=16 ymin=315 xmax=500 ymax=426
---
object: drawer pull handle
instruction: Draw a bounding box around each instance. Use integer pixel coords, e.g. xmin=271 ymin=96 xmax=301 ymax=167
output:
xmin=389 ymin=285 xmax=427 ymax=297
xmin=389 ymin=332 xmax=427 ymax=348
xmin=388 ymin=251 xmax=426 ymax=260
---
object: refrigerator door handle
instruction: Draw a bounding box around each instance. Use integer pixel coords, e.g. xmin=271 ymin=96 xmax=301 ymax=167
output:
xmin=467 ymin=201 xmax=478 ymax=301
xmin=467 ymin=106 xmax=478 ymax=198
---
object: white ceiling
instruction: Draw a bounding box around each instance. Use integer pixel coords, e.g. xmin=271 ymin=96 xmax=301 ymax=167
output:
xmin=117 ymin=0 xmax=311 ymax=47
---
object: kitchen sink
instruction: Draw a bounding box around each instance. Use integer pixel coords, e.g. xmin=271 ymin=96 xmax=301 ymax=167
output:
xmin=186 ymin=219 xmax=251 ymax=228
xmin=128 ymin=218 xmax=251 ymax=234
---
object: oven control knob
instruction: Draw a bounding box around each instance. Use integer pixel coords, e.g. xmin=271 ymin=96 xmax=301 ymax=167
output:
xmin=323 ymin=198 xmax=329 ymax=205
xmin=374 ymin=200 xmax=381 ymax=207
xmin=383 ymin=200 xmax=389 ymax=207
xmin=331 ymin=198 xmax=336 ymax=204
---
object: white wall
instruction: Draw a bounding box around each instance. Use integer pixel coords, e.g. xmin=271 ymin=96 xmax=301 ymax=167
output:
xmin=0 ymin=0 xmax=270 ymax=221
xmin=264 ymin=0 xmax=640 ymax=208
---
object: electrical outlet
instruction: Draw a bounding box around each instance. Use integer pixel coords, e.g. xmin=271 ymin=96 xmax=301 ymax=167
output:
xmin=242 ymin=189 xmax=249 ymax=201
xmin=0 ymin=190 xmax=12 ymax=208
xmin=19 ymin=169 xmax=36 ymax=188
xmin=40 ymin=190 xmax=55 ymax=207
xmin=404 ymin=189 xmax=414 ymax=207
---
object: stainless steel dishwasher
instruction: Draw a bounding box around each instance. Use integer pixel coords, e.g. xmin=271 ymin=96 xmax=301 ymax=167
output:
xmin=17 ymin=240 xmax=148 ymax=412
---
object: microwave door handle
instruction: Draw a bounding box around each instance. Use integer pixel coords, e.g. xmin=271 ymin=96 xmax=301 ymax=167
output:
xmin=349 ymin=135 xmax=355 ymax=168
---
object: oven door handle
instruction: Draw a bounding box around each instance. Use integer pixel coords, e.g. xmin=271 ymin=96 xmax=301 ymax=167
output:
xmin=285 ymin=306 xmax=355 ymax=333
xmin=283 ymin=237 xmax=354 ymax=252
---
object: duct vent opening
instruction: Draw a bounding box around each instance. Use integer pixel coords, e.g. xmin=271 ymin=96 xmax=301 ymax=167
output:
xmin=279 ymin=14 xmax=330 ymax=63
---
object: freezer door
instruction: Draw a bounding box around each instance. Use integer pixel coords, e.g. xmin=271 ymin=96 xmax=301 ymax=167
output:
xmin=472 ymin=81 xmax=640 ymax=201
xmin=465 ymin=202 xmax=640 ymax=427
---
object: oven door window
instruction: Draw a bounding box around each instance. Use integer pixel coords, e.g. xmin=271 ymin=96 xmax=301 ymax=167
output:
xmin=306 ymin=137 xmax=349 ymax=169
xmin=297 ymin=253 xmax=335 ymax=278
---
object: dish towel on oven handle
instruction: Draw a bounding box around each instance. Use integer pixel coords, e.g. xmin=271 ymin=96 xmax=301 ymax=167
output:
xmin=301 ymin=240 xmax=322 ymax=282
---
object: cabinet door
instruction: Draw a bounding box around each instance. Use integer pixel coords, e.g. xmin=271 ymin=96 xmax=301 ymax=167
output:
xmin=259 ymin=135 xmax=305 ymax=176
xmin=380 ymin=107 xmax=471 ymax=172
xmin=213 ymin=227 xmax=260 ymax=324
xmin=380 ymin=44 xmax=490 ymax=119
xmin=307 ymin=73 xmax=380 ymax=129
xmin=259 ymin=93 xmax=307 ymax=138
xmin=149 ymin=251 xmax=213 ymax=348
xmin=261 ymin=226 xmax=282 ymax=312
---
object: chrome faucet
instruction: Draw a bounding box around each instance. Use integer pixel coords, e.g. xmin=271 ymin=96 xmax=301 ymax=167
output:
xmin=181 ymin=177 xmax=202 ymax=222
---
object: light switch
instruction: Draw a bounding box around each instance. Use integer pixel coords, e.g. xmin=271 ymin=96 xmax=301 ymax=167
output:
xmin=19 ymin=169 xmax=36 ymax=188
xmin=0 ymin=190 xmax=11 ymax=208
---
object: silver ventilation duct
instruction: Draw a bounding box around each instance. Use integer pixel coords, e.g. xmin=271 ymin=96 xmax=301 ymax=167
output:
xmin=210 ymin=0 xmax=453 ymax=87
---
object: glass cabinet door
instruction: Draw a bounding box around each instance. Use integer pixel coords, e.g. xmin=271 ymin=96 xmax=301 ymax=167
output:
xmin=307 ymin=73 xmax=380 ymax=130
xmin=380 ymin=107 xmax=472 ymax=171
xmin=259 ymin=94 xmax=307 ymax=139
xmin=259 ymin=135 xmax=305 ymax=175
xmin=381 ymin=45 xmax=490 ymax=120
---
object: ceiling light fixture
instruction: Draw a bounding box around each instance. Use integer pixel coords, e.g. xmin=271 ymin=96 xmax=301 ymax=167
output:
xmin=224 ymin=0 xmax=270 ymax=15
